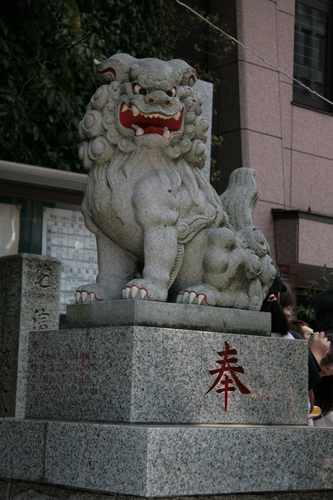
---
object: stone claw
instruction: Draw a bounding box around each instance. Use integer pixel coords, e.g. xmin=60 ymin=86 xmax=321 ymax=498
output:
xmin=175 ymin=290 xmax=208 ymax=306
xmin=131 ymin=285 xmax=139 ymax=298
xmin=75 ymin=290 xmax=99 ymax=304
xmin=122 ymin=285 xmax=148 ymax=300
xmin=198 ymin=294 xmax=206 ymax=306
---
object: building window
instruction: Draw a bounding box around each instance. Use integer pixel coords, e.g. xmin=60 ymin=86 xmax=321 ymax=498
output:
xmin=293 ymin=0 xmax=332 ymax=113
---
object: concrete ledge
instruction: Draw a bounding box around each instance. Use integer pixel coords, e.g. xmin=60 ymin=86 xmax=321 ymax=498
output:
xmin=2 ymin=419 xmax=333 ymax=497
xmin=66 ymin=300 xmax=271 ymax=336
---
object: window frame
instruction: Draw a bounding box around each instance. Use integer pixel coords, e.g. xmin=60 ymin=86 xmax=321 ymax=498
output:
xmin=292 ymin=0 xmax=333 ymax=114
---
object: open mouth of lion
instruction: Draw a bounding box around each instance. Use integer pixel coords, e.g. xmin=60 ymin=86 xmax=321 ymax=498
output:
xmin=119 ymin=102 xmax=183 ymax=139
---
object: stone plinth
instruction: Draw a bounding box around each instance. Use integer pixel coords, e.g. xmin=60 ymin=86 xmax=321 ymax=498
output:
xmin=0 ymin=254 xmax=61 ymax=417
xmin=25 ymin=325 xmax=308 ymax=425
xmin=66 ymin=300 xmax=271 ymax=335
xmin=2 ymin=419 xmax=333 ymax=497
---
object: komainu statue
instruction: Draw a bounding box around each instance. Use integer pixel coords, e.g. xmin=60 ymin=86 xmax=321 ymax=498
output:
xmin=75 ymin=53 xmax=276 ymax=310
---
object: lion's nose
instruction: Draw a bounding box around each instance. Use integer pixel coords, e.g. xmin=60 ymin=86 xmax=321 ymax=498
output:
xmin=146 ymin=91 xmax=171 ymax=106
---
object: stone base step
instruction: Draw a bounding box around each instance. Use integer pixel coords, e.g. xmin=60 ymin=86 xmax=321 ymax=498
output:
xmin=1 ymin=418 xmax=332 ymax=497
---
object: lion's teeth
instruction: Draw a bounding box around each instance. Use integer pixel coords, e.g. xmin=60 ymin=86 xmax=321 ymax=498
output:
xmin=163 ymin=128 xmax=170 ymax=139
xmin=130 ymin=107 xmax=180 ymax=122
xmin=131 ymin=124 xmax=144 ymax=136
xmin=132 ymin=105 xmax=140 ymax=117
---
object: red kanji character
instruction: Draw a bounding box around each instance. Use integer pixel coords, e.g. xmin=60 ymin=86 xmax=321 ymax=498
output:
xmin=215 ymin=374 xmax=236 ymax=412
xmin=206 ymin=342 xmax=250 ymax=412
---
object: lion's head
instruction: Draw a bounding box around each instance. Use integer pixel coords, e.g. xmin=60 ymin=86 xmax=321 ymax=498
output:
xmin=78 ymin=54 xmax=209 ymax=171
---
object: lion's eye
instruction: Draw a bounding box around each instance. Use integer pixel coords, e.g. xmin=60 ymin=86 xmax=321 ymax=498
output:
xmin=166 ymin=87 xmax=176 ymax=97
xmin=133 ymin=83 xmax=148 ymax=96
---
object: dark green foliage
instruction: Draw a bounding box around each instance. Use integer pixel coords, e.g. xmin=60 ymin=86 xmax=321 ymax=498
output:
xmin=295 ymin=265 xmax=333 ymax=324
xmin=0 ymin=0 xmax=176 ymax=171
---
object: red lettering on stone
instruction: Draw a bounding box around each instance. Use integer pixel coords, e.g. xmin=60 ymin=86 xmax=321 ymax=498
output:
xmin=206 ymin=341 xmax=251 ymax=412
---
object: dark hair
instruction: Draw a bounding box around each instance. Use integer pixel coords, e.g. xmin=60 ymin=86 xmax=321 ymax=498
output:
xmin=314 ymin=333 xmax=333 ymax=415
xmin=261 ymin=297 xmax=289 ymax=336
xmin=280 ymin=289 xmax=292 ymax=309
xmin=289 ymin=318 xmax=309 ymax=336
xmin=311 ymin=289 xmax=333 ymax=332
xmin=314 ymin=375 xmax=333 ymax=415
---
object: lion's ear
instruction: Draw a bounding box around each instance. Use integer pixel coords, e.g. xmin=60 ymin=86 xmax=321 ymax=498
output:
xmin=168 ymin=59 xmax=197 ymax=87
xmin=186 ymin=74 xmax=196 ymax=87
xmin=93 ymin=53 xmax=136 ymax=84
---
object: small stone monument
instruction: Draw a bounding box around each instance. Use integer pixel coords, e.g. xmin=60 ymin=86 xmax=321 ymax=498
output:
xmin=1 ymin=55 xmax=333 ymax=499
xmin=0 ymin=254 xmax=61 ymax=417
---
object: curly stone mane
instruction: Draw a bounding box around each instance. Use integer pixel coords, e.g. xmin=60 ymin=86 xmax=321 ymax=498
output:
xmin=77 ymin=54 xmax=224 ymax=237
xmin=78 ymin=55 xmax=209 ymax=177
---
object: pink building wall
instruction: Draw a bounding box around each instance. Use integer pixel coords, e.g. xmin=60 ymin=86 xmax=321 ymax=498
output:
xmin=235 ymin=0 xmax=333 ymax=291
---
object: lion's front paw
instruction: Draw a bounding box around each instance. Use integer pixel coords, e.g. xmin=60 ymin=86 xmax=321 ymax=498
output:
xmin=176 ymin=284 xmax=250 ymax=309
xmin=176 ymin=284 xmax=218 ymax=306
xmin=75 ymin=283 xmax=118 ymax=303
xmin=122 ymin=280 xmax=168 ymax=302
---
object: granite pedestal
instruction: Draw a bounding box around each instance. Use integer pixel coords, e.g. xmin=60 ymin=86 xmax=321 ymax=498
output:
xmin=25 ymin=324 xmax=307 ymax=425
xmin=1 ymin=301 xmax=331 ymax=497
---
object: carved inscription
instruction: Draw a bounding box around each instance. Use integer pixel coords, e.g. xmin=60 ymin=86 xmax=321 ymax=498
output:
xmin=206 ymin=341 xmax=251 ymax=412
xmin=32 ymin=308 xmax=50 ymax=331
xmin=34 ymin=261 xmax=52 ymax=289
xmin=29 ymin=341 xmax=97 ymax=396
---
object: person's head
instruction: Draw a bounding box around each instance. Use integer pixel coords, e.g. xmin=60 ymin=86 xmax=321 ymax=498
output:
xmin=320 ymin=335 xmax=333 ymax=377
xmin=289 ymin=318 xmax=311 ymax=340
xmin=311 ymin=289 xmax=333 ymax=332
xmin=280 ymin=289 xmax=293 ymax=321
xmin=261 ymin=276 xmax=289 ymax=336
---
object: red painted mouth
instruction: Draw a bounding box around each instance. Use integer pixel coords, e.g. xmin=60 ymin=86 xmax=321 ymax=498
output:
xmin=119 ymin=102 xmax=183 ymax=139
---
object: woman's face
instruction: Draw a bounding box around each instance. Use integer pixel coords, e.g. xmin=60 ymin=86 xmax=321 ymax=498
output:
xmin=320 ymin=346 xmax=333 ymax=377
xmin=283 ymin=305 xmax=292 ymax=320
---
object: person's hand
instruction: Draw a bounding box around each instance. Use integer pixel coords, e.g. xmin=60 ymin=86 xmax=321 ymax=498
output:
xmin=310 ymin=331 xmax=330 ymax=364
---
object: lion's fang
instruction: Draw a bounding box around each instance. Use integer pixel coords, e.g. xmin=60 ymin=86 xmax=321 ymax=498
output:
xmin=163 ymin=128 xmax=171 ymax=139
xmin=132 ymin=105 xmax=140 ymax=117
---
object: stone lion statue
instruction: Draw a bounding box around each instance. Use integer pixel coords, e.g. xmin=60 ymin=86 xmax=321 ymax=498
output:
xmin=75 ymin=53 xmax=275 ymax=310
